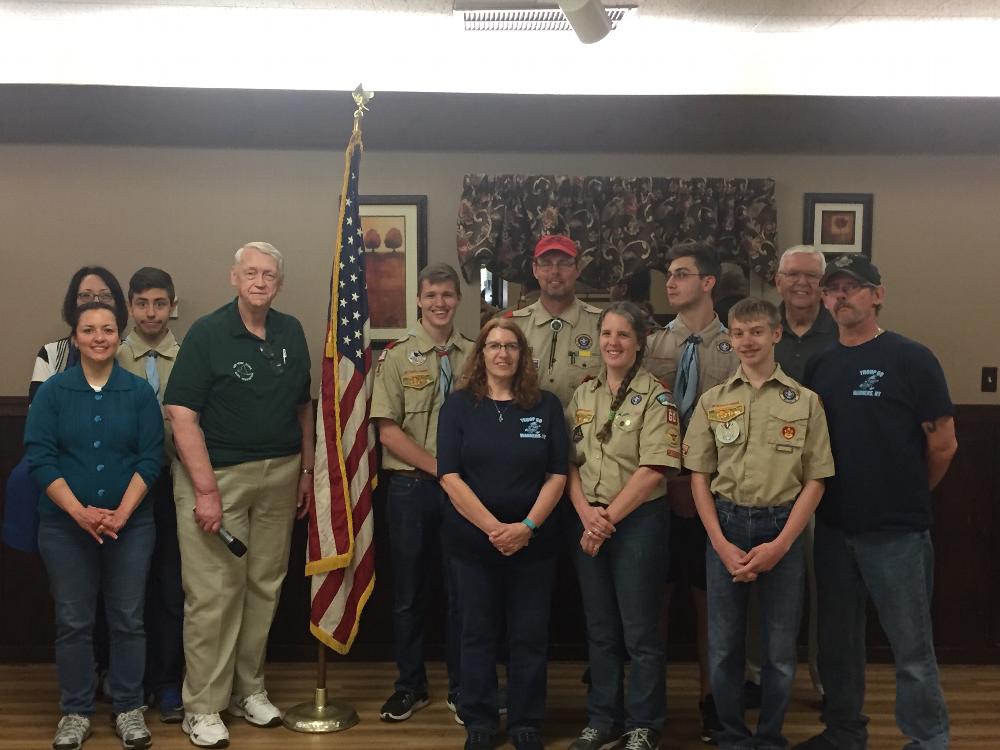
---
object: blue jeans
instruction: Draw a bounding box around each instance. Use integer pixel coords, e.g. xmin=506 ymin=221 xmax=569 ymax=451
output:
xmin=451 ymin=552 xmax=557 ymax=734
xmin=38 ymin=507 xmax=155 ymax=715
xmin=386 ymin=473 xmax=460 ymax=695
xmin=572 ymin=498 xmax=669 ymax=732
xmin=144 ymin=470 xmax=185 ymax=695
xmin=814 ymin=520 xmax=949 ymax=750
xmin=706 ymin=499 xmax=804 ymax=750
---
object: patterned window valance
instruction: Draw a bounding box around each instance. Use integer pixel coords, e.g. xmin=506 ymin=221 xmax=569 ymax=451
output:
xmin=456 ymin=174 xmax=778 ymax=288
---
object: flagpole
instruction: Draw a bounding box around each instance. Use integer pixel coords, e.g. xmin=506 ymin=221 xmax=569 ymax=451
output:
xmin=283 ymin=85 xmax=374 ymax=734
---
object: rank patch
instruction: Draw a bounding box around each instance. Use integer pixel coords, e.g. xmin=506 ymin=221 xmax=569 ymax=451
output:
xmin=781 ymin=424 xmax=797 ymax=440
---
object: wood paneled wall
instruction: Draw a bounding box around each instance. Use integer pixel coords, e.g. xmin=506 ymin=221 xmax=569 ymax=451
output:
xmin=1 ymin=400 xmax=997 ymax=663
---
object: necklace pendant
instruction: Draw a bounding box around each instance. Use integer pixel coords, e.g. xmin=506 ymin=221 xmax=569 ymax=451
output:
xmin=498 ymin=414 xmax=504 ymax=423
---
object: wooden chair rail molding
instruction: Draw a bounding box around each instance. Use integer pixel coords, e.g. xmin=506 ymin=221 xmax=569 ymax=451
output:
xmin=2 ymin=399 xmax=999 ymax=664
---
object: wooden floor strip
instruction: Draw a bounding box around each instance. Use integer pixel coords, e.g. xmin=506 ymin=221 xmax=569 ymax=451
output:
xmin=0 ymin=662 xmax=997 ymax=749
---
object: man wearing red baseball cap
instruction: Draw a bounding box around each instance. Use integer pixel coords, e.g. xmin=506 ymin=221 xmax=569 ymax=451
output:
xmin=505 ymin=234 xmax=602 ymax=407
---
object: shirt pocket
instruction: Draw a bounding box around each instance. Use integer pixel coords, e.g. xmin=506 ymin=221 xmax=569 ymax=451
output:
xmin=767 ymin=406 xmax=809 ymax=452
xmin=402 ymin=375 xmax=435 ymax=414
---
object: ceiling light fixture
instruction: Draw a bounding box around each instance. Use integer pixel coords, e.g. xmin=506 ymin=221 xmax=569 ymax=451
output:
xmin=458 ymin=3 xmax=631 ymax=43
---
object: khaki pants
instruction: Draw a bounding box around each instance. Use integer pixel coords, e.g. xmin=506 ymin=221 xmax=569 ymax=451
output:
xmin=173 ymin=454 xmax=299 ymax=713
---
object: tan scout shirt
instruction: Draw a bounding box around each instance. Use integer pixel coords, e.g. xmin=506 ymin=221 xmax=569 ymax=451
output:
xmin=507 ymin=297 xmax=602 ymax=407
xmin=567 ymin=368 xmax=683 ymax=507
xmin=117 ymin=329 xmax=180 ymax=463
xmin=371 ymin=325 xmax=474 ymax=471
xmin=645 ymin=314 xmax=739 ymax=398
xmin=682 ymin=365 xmax=835 ymax=508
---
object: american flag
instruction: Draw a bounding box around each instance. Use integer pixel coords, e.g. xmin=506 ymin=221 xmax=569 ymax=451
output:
xmin=306 ymin=133 xmax=377 ymax=654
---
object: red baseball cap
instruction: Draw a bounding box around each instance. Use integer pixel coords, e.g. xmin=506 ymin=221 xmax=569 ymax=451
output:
xmin=533 ymin=234 xmax=578 ymax=259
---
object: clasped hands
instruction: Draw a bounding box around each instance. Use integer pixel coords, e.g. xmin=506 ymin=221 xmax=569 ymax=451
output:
xmin=716 ymin=539 xmax=788 ymax=582
xmin=489 ymin=522 xmax=532 ymax=557
xmin=578 ymin=505 xmax=616 ymax=558
xmin=74 ymin=505 xmax=125 ymax=543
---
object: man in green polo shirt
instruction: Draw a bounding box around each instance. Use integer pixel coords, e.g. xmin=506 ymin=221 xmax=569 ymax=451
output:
xmin=164 ymin=242 xmax=314 ymax=749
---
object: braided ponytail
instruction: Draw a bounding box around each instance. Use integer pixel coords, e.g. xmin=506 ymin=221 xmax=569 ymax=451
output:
xmin=596 ymin=355 xmax=642 ymax=443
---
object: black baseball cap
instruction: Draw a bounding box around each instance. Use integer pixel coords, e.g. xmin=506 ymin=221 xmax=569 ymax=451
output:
xmin=821 ymin=254 xmax=882 ymax=287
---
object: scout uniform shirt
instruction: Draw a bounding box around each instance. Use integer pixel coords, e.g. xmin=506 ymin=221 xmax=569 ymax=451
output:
xmin=507 ymin=297 xmax=603 ymax=407
xmin=644 ymin=314 xmax=739 ymax=398
xmin=371 ymin=325 xmax=474 ymax=471
xmin=116 ymin=328 xmax=180 ymax=463
xmin=567 ymin=368 xmax=683 ymax=507
xmin=682 ymin=365 xmax=835 ymax=508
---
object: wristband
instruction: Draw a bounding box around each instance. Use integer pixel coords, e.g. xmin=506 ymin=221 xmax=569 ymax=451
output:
xmin=521 ymin=517 xmax=538 ymax=535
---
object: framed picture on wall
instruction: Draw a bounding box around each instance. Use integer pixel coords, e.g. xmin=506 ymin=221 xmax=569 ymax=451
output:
xmin=358 ymin=195 xmax=428 ymax=345
xmin=803 ymin=193 xmax=874 ymax=258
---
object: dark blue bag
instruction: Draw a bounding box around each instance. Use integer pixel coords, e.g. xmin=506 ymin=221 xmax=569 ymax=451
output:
xmin=2 ymin=456 xmax=41 ymax=553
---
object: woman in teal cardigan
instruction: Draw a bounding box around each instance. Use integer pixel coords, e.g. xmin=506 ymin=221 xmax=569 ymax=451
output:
xmin=25 ymin=301 xmax=163 ymax=750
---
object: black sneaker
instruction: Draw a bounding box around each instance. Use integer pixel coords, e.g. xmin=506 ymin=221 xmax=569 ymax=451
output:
xmin=791 ymin=735 xmax=840 ymax=750
xmin=743 ymin=680 xmax=762 ymax=710
xmin=512 ymin=729 xmax=544 ymax=750
xmin=568 ymin=725 xmax=625 ymax=750
xmin=378 ymin=690 xmax=430 ymax=722
xmin=623 ymin=728 xmax=660 ymax=750
xmin=465 ymin=730 xmax=495 ymax=750
xmin=699 ymin=695 xmax=722 ymax=745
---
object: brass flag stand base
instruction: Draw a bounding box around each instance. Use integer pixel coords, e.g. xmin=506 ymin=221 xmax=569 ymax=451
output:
xmin=283 ymin=643 xmax=359 ymax=733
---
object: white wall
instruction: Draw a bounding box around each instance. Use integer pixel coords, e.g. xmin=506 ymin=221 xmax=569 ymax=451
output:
xmin=3 ymin=145 xmax=998 ymax=402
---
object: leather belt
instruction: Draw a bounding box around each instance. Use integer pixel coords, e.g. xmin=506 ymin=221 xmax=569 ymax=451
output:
xmin=391 ymin=469 xmax=437 ymax=482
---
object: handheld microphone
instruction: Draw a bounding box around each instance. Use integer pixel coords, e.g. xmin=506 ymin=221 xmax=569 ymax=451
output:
xmin=218 ymin=526 xmax=248 ymax=557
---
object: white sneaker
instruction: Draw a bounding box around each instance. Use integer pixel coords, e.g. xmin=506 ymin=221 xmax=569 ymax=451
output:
xmin=53 ymin=714 xmax=91 ymax=750
xmin=227 ymin=690 xmax=283 ymax=728
xmin=182 ymin=712 xmax=229 ymax=748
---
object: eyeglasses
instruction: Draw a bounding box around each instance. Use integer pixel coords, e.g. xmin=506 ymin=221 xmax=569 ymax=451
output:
xmin=485 ymin=342 xmax=521 ymax=354
xmin=241 ymin=269 xmax=279 ymax=284
xmin=258 ymin=343 xmax=286 ymax=374
xmin=77 ymin=292 xmax=114 ymax=304
xmin=664 ymin=270 xmax=708 ymax=282
xmin=534 ymin=259 xmax=576 ymax=271
xmin=778 ymin=271 xmax=822 ymax=283
xmin=822 ymin=281 xmax=871 ymax=296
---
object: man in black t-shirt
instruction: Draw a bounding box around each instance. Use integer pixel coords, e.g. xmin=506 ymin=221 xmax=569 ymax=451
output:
xmin=795 ymin=255 xmax=957 ymax=750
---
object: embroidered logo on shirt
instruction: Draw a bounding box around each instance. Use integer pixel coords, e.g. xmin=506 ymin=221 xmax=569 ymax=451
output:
xmin=233 ymin=362 xmax=254 ymax=381
xmin=576 ymin=334 xmax=593 ymax=350
xmin=629 ymin=393 xmax=643 ymax=406
xmin=718 ymin=341 xmax=733 ymax=353
xmin=519 ymin=416 xmax=546 ymax=439
xmin=853 ymin=369 xmax=884 ymax=398
xmin=780 ymin=387 xmax=799 ymax=403
xmin=781 ymin=424 xmax=797 ymax=440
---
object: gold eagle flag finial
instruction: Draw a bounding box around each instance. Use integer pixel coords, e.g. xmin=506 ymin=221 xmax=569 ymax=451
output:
xmin=351 ymin=85 xmax=374 ymax=133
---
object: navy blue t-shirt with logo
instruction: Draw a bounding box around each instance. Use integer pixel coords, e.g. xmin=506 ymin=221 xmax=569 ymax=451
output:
xmin=437 ymin=388 xmax=568 ymax=562
xmin=805 ymin=331 xmax=953 ymax=534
